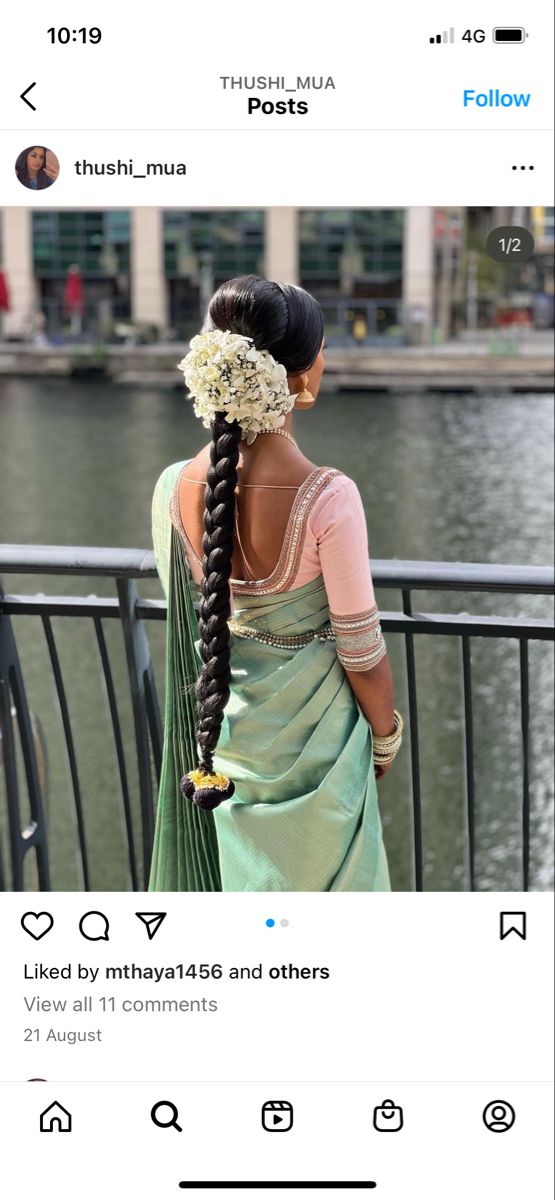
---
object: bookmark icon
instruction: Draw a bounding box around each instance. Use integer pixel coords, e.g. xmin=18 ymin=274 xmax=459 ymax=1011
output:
xmin=499 ymin=912 xmax=527 ymax=941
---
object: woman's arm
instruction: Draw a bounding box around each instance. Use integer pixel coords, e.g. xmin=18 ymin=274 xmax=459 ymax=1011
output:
xmin=345 ymin=653 xmax=394 ymax=736
xmin=346 ymin=655 xmax=396 ymax=779
xmin=310 ymin=475 xmax=398 ymax=774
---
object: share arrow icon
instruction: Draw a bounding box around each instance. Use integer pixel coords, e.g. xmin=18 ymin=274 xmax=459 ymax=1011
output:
xmin=136 ymin=912 xmax=167 ymax=940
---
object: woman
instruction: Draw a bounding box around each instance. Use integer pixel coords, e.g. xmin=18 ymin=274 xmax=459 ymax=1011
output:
xmin=15 ymin=146 xmax=58 ymax=190
xmin=150 ymin=275 xmax=403 ymax=892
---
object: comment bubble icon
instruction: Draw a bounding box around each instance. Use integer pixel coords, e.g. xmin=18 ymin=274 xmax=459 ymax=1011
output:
xmin=79 ymin=911 xmax=110 ymax=941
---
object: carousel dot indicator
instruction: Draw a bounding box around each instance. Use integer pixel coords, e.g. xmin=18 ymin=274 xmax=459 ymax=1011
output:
xmin=280 ymin=919 xmax=289 ymax=927
xmin=265 ymin=918 xmax=275 ymax=928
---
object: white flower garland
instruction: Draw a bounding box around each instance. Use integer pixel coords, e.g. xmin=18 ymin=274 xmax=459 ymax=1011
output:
xmin=177 ymin=329 xmax=295 ymax=446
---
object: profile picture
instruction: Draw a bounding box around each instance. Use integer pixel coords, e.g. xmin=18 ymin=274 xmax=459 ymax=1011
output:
xmin=15 ymin=145 xmax=60 ymax=191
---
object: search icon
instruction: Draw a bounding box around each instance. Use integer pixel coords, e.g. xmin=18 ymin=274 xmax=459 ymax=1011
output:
xmin=151 ymin=1100 xmax=182 ymax=1132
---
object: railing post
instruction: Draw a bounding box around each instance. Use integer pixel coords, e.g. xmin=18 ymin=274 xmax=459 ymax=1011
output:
xmin=42 ymin=615 xmax=90 ymax=891
xmin=0 ymin=585 xmax=51 ymax=891
xmin=461 ymin=636 xmax=476 ymax=890
xmin=402 ymin=588 xmax=423 ymax=891
xmin=116 ymin=577 xmax=158 ymax=886
xmin=520 ymin=639 xmax=530 ymax=891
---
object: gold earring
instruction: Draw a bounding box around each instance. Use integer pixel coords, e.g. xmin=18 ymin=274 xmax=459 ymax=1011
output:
xmin=297 ymin=375 xmax=314 ymax=404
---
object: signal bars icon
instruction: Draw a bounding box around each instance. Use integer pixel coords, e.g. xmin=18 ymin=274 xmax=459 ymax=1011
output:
xmin=430 ymin=27 xmax=455 ymax=44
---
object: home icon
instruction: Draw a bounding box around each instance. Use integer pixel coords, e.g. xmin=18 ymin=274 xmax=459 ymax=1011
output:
xmin=40 ymin=1101 xmax=72 ymax=1133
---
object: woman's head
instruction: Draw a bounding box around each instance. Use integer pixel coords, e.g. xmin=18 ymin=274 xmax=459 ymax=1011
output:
xmin=206 ymin=275 xmax=325 ymax=399
xmin=15 ymin=146 xmax=48 ymax=187
xmin=26 ymin=147 xmax=46 ymax=174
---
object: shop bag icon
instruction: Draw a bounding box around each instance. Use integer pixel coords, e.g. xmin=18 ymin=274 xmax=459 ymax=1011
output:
xmin=373 ymin=1099 xmax=404 ymax=1132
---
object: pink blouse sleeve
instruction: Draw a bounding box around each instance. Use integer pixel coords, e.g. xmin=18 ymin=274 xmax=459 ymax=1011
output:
xmin=309 ymin=474 xmax=387 ymax=672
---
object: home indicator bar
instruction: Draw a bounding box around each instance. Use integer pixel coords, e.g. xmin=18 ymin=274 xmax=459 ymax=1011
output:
xmin=178 ymin=1185 xmax=378 ymax=1192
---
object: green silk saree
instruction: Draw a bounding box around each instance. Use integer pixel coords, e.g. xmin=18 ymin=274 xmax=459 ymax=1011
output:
xmin=149 ymin=460 xmax=390 ymax=892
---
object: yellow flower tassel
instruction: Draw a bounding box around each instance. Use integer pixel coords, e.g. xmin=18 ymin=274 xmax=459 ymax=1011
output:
xmin=188 ymin=769 xmax=233 ymax=791
xmin=180 ymin=764 xmax=235 ymax=810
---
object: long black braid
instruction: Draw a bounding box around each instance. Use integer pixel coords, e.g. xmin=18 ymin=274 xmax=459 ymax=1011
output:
xmin=180 ymin=275 xmax=324 ymax=811
xmin=180 ymin=412 xmax=241 ymax=808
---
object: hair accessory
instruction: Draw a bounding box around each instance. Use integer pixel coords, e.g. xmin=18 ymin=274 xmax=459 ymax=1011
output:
xmin=177 ymin=329 xmax=295 ymax=446
xmin=180 ymin=766 xmax=235 ymax=810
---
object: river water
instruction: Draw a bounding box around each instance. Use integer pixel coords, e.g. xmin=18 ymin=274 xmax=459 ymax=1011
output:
xmin=0 ymin=379 xmax=553 ymax=891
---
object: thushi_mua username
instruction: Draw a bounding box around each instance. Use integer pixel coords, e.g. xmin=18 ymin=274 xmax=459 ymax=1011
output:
xmin=219 ymin=76 xmax=336 ymax=89
xmin=74 ymin=160 xmax=187 ymax=176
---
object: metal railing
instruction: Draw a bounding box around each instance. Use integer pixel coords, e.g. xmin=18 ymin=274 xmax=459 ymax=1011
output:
xmin=1 ymin=545 xmax=553 ymax=893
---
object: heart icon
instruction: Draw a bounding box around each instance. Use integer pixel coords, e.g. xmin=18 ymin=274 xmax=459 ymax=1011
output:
xmin=21 ymin=912 xmax=54 ymax=940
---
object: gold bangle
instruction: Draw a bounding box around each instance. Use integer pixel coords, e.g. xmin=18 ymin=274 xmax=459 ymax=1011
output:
xmin=373 ymin=745 xmax=402 ymax=764
xmin=373 ymin=710 xmax=404 ymax=745
xmin=372 ymin=709 xmax=404 ymax=764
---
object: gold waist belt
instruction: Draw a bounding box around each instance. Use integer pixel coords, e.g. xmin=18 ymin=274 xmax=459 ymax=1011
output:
xmin=228 ymin=619 xmax=335 ymax=648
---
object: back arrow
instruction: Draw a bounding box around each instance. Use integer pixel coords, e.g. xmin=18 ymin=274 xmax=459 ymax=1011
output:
xmin=20 ymin=83 xmax=37 ymax=111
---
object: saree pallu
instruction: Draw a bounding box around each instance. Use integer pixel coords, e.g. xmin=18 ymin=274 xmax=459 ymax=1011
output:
xmin=149 ymin=461 xmax=390 ymax=892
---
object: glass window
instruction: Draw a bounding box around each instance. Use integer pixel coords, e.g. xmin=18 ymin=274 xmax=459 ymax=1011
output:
xmin=299 ymin=209 xmax=404 ymax=293
xmin=163 ymin=210 xmax=265 ymax=280
xmin=32 ymin=211 xmax=131 ymax=276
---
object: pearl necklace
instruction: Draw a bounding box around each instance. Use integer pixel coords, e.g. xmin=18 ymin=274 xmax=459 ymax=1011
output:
xmin=245 ymin=428 xmax=299 ymax=449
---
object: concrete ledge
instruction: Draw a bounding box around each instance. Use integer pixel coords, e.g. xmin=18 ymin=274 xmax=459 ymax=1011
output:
xmin=0 ymin=343 xmax=553 ymax=392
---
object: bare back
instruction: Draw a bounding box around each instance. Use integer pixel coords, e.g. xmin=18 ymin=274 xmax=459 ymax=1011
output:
xmin=177 ymin=441 xmax=319 ymax=583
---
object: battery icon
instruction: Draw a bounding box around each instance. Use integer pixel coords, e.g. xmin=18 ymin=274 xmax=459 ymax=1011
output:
xmin=493 ymin=27 xmax=528 ymax=43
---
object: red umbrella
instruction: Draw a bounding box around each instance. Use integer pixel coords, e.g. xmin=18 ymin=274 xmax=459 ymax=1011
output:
xmin=63 ymin=264 xmax=84 ymax=315
xmin=0 ymin=269 xmax=10 ymax=312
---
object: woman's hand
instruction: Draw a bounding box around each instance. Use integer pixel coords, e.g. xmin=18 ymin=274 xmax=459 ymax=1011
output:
xmin=374 ymin=760 xmax=394 ymax=781
xmin=44 ymin=160 xmax=59 ymax=181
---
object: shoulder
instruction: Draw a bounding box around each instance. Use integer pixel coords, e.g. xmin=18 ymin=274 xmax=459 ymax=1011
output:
xmin=152 ymin=459 xmax=191 ymax=509
xmin=316 ymin=468 xmax=360 ymax=500
xmin=153 ymin=459 xmax=190 ymax=487
xmin=308 ymin=470 xmax=365 ymax=538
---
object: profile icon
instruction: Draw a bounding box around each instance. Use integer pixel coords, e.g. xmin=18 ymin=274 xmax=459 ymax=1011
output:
xmin=482 ymin=1100 xmax=516 ymax=1132
xmin=15 ymin=145 xmax=60 ymax=190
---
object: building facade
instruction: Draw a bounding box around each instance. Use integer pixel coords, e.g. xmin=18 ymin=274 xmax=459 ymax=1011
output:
xmin=1 ymin=206 xmax=552 ymax=343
